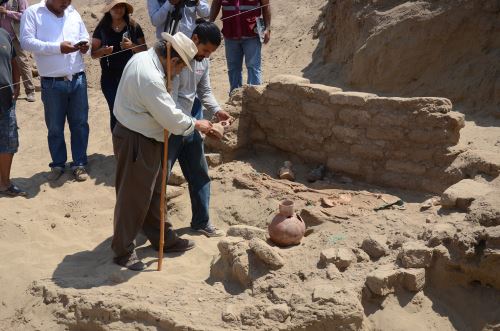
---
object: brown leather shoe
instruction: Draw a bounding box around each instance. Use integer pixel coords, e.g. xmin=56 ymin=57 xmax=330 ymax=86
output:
xmin=113 ymin=251 xmax=145 ymax=271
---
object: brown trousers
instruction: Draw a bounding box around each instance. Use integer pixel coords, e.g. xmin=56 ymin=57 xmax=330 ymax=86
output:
xmin=111 ymin=122 xmax=178 ymax=258
xmin=12 ymin=38 xmax=35 ymax=94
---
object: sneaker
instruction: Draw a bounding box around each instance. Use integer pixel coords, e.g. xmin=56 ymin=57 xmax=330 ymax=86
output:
xmin=113 ymin=251 xmax=145 ymax=271
xmin=192 ymin=223 xmax=225 ymax=237
xmin=48 ymin=167 xmax=64 ymax=181
xmin=153 ymin=238 xmax=196 ymax=253
xmin=73 ymin=167 xmax=88 ymax=182
xmin=26 ymin=92 xmax=36 ymax=102
xmin=0 ymin=184 xmax=27 ymax=198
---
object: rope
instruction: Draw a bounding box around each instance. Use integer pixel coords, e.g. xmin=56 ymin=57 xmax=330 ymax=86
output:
xmin=0 ymin=2 xmax=271 ymax=92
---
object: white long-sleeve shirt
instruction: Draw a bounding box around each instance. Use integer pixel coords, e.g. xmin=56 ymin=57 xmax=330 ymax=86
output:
xmin=172 ymin=58 xmax=221 ymax=117
xmin=114 ymin=48 xmax=195 ymax=142
xmin=20 ymin=1 xmax=89 ymax=79
xmin=147 ymin=0 xmax=210 ymax=39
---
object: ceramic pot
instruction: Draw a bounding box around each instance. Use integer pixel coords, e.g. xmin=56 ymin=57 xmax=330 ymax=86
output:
xmin=269 ymin=200 xmax=306 ymax=246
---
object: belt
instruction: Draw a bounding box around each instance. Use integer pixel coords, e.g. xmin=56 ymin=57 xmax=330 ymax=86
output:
xmin=41 ymin=72 xmax=84 ymax=81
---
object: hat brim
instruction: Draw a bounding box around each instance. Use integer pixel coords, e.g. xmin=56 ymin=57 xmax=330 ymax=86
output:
xmin=102 ymin=2 xmax=134 ymax=14
xmin=161 ymin=32 xmax=193 ymax=72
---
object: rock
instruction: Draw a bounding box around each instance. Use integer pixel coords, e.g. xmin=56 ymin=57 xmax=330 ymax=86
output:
xmin=312 ymin=285 xmax=338 ymax=303
xmin=398 ymin=242 xmax=434 ymax=268
xmin=299 ymin=208 xmax=329 ymax=226
xmin=401 ymin=268 xmax=426 ymax=292
xmin=441 ymin=179 xmax=494 ymax=211
xmin=222 ymin=305 xmax=239 ymax=323
xmin=240 ymin=305 xmax=262 ymax=326
xmin=166 ymin=185 xmax=184 ymax=200
xmin=320 ymin=247 xmax=356 ymax=270
xmin=50 ymin=223 xmax=56 ymax=229
xmin=168 ymin=165 xmax=185 ymax=186
xmin=326 ymin=264 xmax=341 ymax=279
xmin=214 ymin=238 xmax=253 ymax=287
xmin=420 ymin=197 xmax=440 ymax=211
xmin=365 ymin=268 xmax=401 ymax=296
xmin=226 ymin=225 xmax=267 ymax=241
xmin=64 ymin=213 xmax=70 ymax=218
xmin=249 ymin=238 xmax=285 ymax=269
xmin=205 ymin=153 xmax=222 ymax=167
xmin=352 ymin=247 xmax=371 ymax=263
xmin=361 ymin=234 xmax=388 ymax=259
xmin=465 ymin=191 xmax=500 ymax=227
xmin=90 ymin=12 xmax=97 ymax=19
xmin=264 ymin=304 xmax=289 ymax=323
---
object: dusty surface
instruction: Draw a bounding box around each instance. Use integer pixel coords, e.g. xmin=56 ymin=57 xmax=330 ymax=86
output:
xmin=1 ymin=0 xmax=499 ymax=330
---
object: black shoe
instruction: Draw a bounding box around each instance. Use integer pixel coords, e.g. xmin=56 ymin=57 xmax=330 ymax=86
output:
xmin=0 ymin=184 xmax=27 ymax=198
xmin=153 ymin=238 xmax=196 ymax=253
xmin=114 ymin=252 xmax=145 ymax=271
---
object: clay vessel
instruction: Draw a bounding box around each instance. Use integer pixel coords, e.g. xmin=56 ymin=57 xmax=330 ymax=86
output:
xmin=209 ymin=120 xmax=230 ymax=140
xmin=268 ymin=200 xmax=306 ymax=246
xmin=278 ymin=161 xmax=295 ymax=181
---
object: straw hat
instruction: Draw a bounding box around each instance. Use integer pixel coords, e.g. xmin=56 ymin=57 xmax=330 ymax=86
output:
xmin=102 ymin=0 xmax=134 ymax=14
xmin=160 ymin=32 xmax=198 ymax=72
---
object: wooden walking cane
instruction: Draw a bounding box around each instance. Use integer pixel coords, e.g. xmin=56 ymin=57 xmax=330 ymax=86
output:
xmin=158 ymin=42 xmax=173 ymax=271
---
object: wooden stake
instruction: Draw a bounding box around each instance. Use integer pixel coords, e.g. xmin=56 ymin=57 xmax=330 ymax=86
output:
xmin=158 ymin=42 xmax=173 ymax=271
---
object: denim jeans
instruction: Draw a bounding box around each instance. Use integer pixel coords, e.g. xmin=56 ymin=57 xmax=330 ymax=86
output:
xmin=167 ymin=129 xmax=210 ymax=230
xmin=101 ymin=72 xmax=121 ymax=132
xmin=191 ymin=97 xmax=203 ymax=120
xmin=224 ymin=37 xmax=262 ymax=93
xmin=41 ymin=73 xmax=89 ymax=169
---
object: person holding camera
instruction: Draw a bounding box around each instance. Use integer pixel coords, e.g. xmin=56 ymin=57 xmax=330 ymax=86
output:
xmin=210 ymin=0 xmax=271 ymax=93
xmin=147 ymin=0 xmax=210 ymax=39
xmin=20 ymin=0 xmax=91 ymax=182
xmin=91 ymin=0 xmax=147 ymax=132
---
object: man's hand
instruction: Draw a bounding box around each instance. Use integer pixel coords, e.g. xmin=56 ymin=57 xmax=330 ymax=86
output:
xmin=0 ymin=7 xmax=7 ymax=15
xmin=78 ymin=43 xmax=90 ymax=54
xmin=263 ymin=29 xmax=271 ymax=44
xmin=120 ymin=37 xmax=134 ymax=50
xmin=215 ymin=110 xmax=234 ymax=123
xmin=60 ymin=41 xmax=79 ymax=54
xmin=12 ymin=84 xmax=20 ymax=101
xmin=195 ymin=119 xmax=213 ymax=133
xmin=169 ymin=0 xmax=181 ymax=4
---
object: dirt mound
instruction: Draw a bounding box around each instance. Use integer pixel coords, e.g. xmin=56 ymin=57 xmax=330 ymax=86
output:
xmin=305 ymin=0 xmax=500 ymax=116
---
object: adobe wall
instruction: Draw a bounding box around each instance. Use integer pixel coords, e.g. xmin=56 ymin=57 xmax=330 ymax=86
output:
xmin=240 ymin=75 xmax=465 ymax=193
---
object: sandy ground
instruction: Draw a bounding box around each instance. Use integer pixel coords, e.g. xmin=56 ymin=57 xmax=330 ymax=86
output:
xmin=1 ymin=0 xmax=499 ymax=330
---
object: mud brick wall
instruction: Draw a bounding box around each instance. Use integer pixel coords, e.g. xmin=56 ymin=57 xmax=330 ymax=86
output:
xmin=242 ymin=76 xmax=465 ymax=193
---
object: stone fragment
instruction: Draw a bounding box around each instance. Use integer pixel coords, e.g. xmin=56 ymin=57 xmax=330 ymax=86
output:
xmin=326 ymin=264 xmax=341 ymax=280
xmin=420 ymin=197 xmax=440 ymax=211
xmin=361 ymin=235 xmax=388 ymax=259
xmin=465 ymin=191 xmax=500 ymax=227
xmin=365 ymin=268 xmax=401 ymax=296
xmin=205 ymin=153 xmax=222 ymax=167
xmin=166 ymin=185 xmax=184 ymax=200
xmin=312 ymin=285 xmax=338 ymax=303
xmin=222 ymin=305 xmax=238 ymax=323
xmin=249 ymin=238 xmax=284 ymax=269
xmin=352 ymin=247 xmax=371 ymax=263
xmin=401 ymin=268 xmax=426 ymax=292
xmin=320 ymin=247 xmax=356 ymax=270
xmin=227 ymin=225 xmax=267 ymax=241
xmin=240 ymin=305 xmax=262 ymax=326
xmin=299 ymin=208 xmax=329 ymax=226
xmin=398 ymin=242 xmax=434 ymax=268
xmin=441 ymin=179 xmax=493 ymax=211
xmin=168 ymin=164 xmax=185 ymax=186
xmin=264 ymin=304 xmax=289 ymax=323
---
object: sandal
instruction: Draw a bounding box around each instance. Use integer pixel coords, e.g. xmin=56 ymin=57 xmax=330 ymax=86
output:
xmin=0 ymin=184 xmax=27 ymax=197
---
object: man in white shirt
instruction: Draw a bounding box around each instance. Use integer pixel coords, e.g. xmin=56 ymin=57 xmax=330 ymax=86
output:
xmin=147 ymin=0 xmax=209 ymax=39
xmin=112 ymin=32 xmax=213 ymax=271
xmin=20 ymin=0 xmax=91 ymax=182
